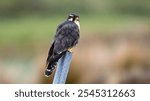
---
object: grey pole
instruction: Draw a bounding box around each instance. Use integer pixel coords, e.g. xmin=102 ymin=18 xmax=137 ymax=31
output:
xmin=52 ymin=51 xmax=72 ymax=84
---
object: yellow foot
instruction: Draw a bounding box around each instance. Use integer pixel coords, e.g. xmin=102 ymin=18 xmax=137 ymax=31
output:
xmin=68 ymin=48 xmax=73 ymax=53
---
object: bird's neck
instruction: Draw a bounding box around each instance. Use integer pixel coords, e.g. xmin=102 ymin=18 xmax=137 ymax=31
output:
xmin=74 ymin=21 xmax=80 ymax=29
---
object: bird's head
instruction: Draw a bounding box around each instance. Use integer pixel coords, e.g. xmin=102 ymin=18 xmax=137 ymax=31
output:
xmin=67 ymin=13 xmax=80 ymax=29
xmin=67 ymin=13 xmax=79 ymax=22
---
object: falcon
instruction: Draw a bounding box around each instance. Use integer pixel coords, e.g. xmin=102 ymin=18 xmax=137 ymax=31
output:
xmin=45 ymin=14 xmax=80 ymax=77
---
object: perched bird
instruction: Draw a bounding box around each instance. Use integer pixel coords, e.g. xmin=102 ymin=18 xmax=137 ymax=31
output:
xmin=45 ymin=14 xmax=80 ymax=77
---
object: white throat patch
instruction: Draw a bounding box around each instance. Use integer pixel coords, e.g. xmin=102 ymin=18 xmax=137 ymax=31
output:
xmin=74 ymin=20 xmax=80 ymax=29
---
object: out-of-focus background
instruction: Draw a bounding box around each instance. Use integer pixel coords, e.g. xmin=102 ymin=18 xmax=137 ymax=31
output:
xmin=0 ymin=0 xmax=150 ymax=84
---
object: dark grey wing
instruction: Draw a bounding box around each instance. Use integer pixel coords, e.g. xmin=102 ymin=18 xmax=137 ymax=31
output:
xmin=56 ymin=22 xmax=64 ymax=32
xmin=54 ymin=21 xmax=79 ymax=54
xmin=55 ymin=21 xmax=68 ymax=37
xmin=46 ymin=42 xmax=54 ymax=65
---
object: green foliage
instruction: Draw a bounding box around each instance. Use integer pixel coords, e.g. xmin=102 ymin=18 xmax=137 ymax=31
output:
xmin=0 ymin=16 xmax=61 ymax=45
xmin=1 ymin=0 xmax=150 ymax=17
xmin=0 ymin=0 xmax=150 ymax=52
xmin=0 ymin=14 xmax=149 ymax=46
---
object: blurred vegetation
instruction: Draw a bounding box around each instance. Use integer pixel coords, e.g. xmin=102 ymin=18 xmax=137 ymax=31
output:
xmin=1 ymin=0 xmax=150 ymax=17
xmin=1 ymin=0 xmax=150 ymax=46
xmin=0 ymin=0 xmax=150 ymax=83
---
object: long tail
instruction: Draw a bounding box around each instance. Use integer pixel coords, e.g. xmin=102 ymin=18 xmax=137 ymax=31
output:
xmin=45 ymin=51 xmax=66 ymax=77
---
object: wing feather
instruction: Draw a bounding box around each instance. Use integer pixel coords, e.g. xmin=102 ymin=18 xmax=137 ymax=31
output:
xmin=54 ymin=21 xmax=79 ymax=54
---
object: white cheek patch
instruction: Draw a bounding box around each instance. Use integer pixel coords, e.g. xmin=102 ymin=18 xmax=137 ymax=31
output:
xmin=68 ymin=18 xmax=73 ymax=21
xmin=74 ymin=21 xmax=80 ymax=29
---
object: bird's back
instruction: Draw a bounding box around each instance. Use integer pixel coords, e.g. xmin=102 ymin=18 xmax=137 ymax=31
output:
xmin=54 ymin=21 xmax=80 ymax=54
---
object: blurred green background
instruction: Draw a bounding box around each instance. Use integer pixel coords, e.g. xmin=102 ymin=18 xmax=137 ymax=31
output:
xmin=0 ymin=0 xmax=150 ymax=83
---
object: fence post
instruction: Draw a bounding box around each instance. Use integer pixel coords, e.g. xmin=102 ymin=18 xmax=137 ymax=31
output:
xmin=52 ymin=51 xmax=72 ymax=84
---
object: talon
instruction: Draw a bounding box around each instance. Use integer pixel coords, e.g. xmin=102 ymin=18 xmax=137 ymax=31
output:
xmin=68 ymin=48 xmax=73 ymax=53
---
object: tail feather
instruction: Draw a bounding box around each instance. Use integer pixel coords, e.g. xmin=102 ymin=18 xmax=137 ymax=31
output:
xmin=44 ymin=63 xmax=56 ymax=77
xmin=44 ymin=51 xmax=67 ymax=77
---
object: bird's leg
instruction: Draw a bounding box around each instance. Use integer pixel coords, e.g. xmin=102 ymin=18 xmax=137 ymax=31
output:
xmin=68 ymin=48 xmax=73 ymax=53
